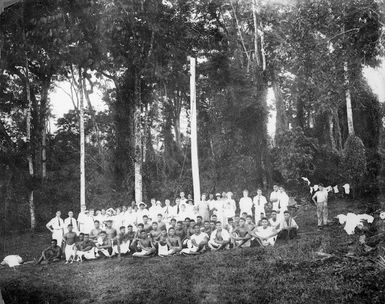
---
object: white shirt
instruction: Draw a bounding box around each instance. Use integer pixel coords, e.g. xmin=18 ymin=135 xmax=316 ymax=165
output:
xmin=255 ymin=226 xmax=275 ymax=239
xmin=210 ymin=229 xmax=231 ymax=242
xmin=223 ymin=199 xmax=236 ymax=218
xmin=253 ymin=195 xmax=267 ymax=211
xmin=123 ymin=211 xmax=137 ymax=226
xmin=86 ymin=216 xmax=96 ymax=234
xmin=269 ymin=191 xmax=279 ymax=203
xmin=47 ymin=217 xmax=64 ymax=230
xmin=64 ymin=217 xmax=79 ymax=233
xmin=163 ymin=205 xmax=177 ymax=219
xmin=278 ymin=192 xmax=289 ymax=210
xmin=239 ymin=197 xmax=253 ymax=214
xmin=191 ymin=232 xmax=209 ymax=245
xmin=136 ymin=209 xmax=149 ymax=224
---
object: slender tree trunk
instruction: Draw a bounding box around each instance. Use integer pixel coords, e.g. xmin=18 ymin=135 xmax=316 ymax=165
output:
xmin=344 ymin=61 xmax=354 ymax=135
xmin=79 ymin=67 xmax=86 ymax=210
xmin=40 ymin=79 xmax=50 ymax=180
xmin=328 ymin=112 xmax=337 ymax=150
xmin=134 ymin=76 xmax=143 ymax=204
xmin=22 ymin=26 xmax=36 ymax=230
xmin=252 ymin=0 xmax=260 ymax=66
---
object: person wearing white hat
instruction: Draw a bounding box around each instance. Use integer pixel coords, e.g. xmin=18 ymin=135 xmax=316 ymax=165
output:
xmin=136 ymin=202 xmax=149 ymax=224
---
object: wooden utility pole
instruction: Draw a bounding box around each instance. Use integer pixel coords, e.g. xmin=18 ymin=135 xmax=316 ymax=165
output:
xmin=79 ymin=67 xmax=86 ymax=210
xmin=189 ymin=57 xmax=201 ymax=203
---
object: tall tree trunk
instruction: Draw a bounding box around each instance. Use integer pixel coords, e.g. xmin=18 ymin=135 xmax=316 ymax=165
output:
xmin=252 ymin=0 xmax=260 ymax=66
xmin=23 ymin=28 xmax=36 ymax=231
xmin=272 ymin=80 xmax=288 ymax=140
xmin=40 ymin=78 xmax=50 ymax=180
xmin=328 ymin=112 xmax=337 ymax=150
xmin=79 ymin=67 xmax=86 ymax=210
xmin=134 ymin=76 xmax=143 ymax=204
xmin=344 ymin=61 xmax=354 ymax=135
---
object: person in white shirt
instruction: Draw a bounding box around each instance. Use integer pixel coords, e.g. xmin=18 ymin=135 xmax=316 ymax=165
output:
xmin=179 ymin=192 xmax=187 ymax=207
xmin=207 ymin=193 xmax=216 ymax=217
xmin=249 ymin=218 xmax=278 ymax=247
xmin=148 ymin=198 xmax=157 ymax=220
xmin=46 ymin=211 xmax=65 ymax=246
xmin=177 ymin=204 xmax=190 ymax=222
xmin=180 ymin=225 xmax=209 ymax=255
xmin=277 ymin=211 xmax=299 ymax=241
xmin=64 ymin=211 xmax=79 ymax=235
xmin=136 ymin=202 xmax=149 ymax=224
xmin=208 ymin=221 xmax=231 ymax=250
xmin=197 ymin=194 xmax=210 ymax=222
xmin=239 ymin=189 xmax=253 ymax=217
xmin=223 ymin=192 xmax=236 ymax=222
xmin=278 ymin=187 xmax=289 ymax=214
xmin=253 ymin=189 xmax=267 ymax=224
xmin=123 ymin=206 xmax=137 ymax=227
xmin=312 ymin=183 xmax=328 ymax=230
xmin=77 ymin=206 xmax=87 ymax=233
xmin=270 ymin=185 xmax=280 ymax=211
xmin=163 ymin=199 xmax=177 ymax=222
xmin=83 ymin=210 xmax=95 ymax=235
xmin=269 ymin=210 xmax=280 ymax=230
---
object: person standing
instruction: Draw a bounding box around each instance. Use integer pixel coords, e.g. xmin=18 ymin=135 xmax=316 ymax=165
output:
xmin=253 ymin=189 xmax=267 ymax=224
xmin=77 ymin=206 xmax=87 ymax=233
xmin=197 ymin=193 xmax=210 ymax=222
xmin=64 ymin=211 xmax=79 ymax=235
xmin=312 ymin=184 xmax=328 ymax=230
xmin=270 ymin=185 xmax=280 ymax=211
xmin=223 ymin=192 xmax=236 ymax=223
xmin=239 ymin=190 xmax=253 ymax=217
xmin=46 ymin=211 xmax=64 ymax=247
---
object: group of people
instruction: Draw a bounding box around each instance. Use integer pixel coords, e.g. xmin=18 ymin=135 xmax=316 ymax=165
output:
xmin=37 ymin=186 xmax=302 ymax=264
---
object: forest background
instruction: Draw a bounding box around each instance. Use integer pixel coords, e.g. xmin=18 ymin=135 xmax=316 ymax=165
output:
xmin=1 ymin=0 xmax=385 ymax=232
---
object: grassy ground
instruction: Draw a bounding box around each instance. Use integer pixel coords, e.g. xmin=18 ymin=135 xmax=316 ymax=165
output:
xmin=1 ymin=199 xmax=385 ymax=304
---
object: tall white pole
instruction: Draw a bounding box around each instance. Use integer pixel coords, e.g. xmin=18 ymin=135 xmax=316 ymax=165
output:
xmin=189 ymin=57 xmax=201 ymax=203
xmin=79 ymin=69 xmax=86 ymax=210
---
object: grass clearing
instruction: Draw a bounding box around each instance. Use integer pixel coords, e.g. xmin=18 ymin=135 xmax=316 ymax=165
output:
xmin=1 ymin=199 xmax=385 ymax=303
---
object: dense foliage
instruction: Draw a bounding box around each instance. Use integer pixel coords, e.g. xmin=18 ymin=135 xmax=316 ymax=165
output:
xmin=0 ymin=0 xmax=384 ymax=231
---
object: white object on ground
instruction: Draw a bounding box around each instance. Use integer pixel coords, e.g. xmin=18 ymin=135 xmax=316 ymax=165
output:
xmin=336 ymin=214 xmax=347 ymax=225
xmin=337 ymin=213 xmax=374 ymax=235
xmin=380 ymin=212 xmax=385 ymax=220
xmin=342 ymin=184 xmax=350 ymax=194
xmin=1 ymin=255 xmax=23 ymax=267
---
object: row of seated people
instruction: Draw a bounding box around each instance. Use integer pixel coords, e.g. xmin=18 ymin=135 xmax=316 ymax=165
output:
xmin=36 ymin=210 xmax=299 ymax=264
